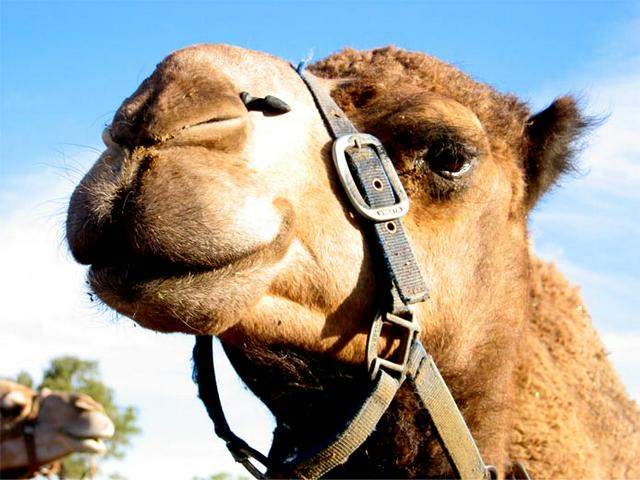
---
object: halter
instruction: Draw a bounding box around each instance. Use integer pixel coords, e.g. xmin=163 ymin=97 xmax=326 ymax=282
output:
xmin=1 ymin=393 xmax=43 ymax=478
xmin=192 ymin=64 xmax=496 ymax=479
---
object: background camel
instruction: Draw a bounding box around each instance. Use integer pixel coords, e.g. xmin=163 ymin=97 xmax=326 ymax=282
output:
xmin=65 ymin=44 xmax=639 ymax=478
xmin=0 ymin=380 xmax=114 ymax=478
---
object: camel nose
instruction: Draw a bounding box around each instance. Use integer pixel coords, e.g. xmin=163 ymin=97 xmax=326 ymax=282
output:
xmin=108 ymin=52 xmax=247 ymax=150
xmin=66 ymin=194 xmax=133 ymax=266
xmin=66 ymin=47 xmax=251 ymax=266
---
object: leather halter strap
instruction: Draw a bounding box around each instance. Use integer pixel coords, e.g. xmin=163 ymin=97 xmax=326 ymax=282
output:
xmin=193 ymin=65 xmax=492 ymax=479
xmin=1 ymin=393 xmax=42 ymax=477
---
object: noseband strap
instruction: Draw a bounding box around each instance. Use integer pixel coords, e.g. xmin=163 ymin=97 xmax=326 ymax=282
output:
xmin=193 ymin=65 xmax=493 ymax=479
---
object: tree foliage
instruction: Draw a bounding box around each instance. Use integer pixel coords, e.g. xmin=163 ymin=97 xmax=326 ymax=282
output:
xmin=192 ymin=473 xmax=251 ymax=480
xmin=15 ymin=356 xmax=140 ymax=478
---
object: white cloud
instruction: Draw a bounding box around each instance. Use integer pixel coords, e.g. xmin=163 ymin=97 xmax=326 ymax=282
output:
xmin=530 ymin=23 xmax=640 ymax=201
xmin=528 ymin=21 xmax=640 ymax=402
xmin=578 ymin=72 xmax=640 ymax=199
xmin=603 ymin=332 xmax=640 ymax=402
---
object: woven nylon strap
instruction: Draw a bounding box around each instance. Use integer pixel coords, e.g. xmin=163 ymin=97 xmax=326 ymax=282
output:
xmin=408 ymin=341 xmax=487 ymax=479
xmin=193 ymin=338 xmax=488 ymax=479
xmin=274 ymin=369 xmax=401 ymax=479
xmin=296 ymin=67 xmax=487 ymax=479
xmin=192 ymin=66 xmax=490 ymax=480
xmin=193 ymin=337 xmax=403 ymax=479
xmin=298 ymin=68 xmax=428 ymax=312
xmin=283 ymin=340 xmax=489 ymax=479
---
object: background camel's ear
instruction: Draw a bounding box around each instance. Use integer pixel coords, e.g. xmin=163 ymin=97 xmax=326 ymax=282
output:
xmin=524 ymin=96 xmax=591 ymax=209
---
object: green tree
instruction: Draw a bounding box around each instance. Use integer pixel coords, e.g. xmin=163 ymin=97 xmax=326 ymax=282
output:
xmin=14 ymin=370 xmax=34 ymax=388
xmin=192 ymin=473 xmax=251 ymax=480
xmin=16 ymin=356 xmax=140 ymax=479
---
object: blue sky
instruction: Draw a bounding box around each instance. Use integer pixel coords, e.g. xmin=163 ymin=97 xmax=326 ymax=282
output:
xmin=1 ymin=1 xmax=639 ymax=478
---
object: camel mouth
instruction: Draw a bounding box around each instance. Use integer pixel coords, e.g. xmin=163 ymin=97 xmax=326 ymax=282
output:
xmin=63 ymin=433 xmax=109 ymax=454
xmin=63 ymin=422 xmax=113 ymax=455
xmin=87 ymin=256 xmax=227 ymax=302
xmin=87 ymin=197 xmax=296 ymax=295
xmin=89 ymin=256 xmax=221 ymax=283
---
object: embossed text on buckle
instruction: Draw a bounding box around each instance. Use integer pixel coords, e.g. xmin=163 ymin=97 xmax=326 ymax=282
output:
xmin=332 ymin=133 xmax=409 ymax=222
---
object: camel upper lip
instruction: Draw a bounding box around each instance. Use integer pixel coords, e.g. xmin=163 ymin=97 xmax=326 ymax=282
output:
xmin=88 ymin=246 xmax=254 ymax=276
xmin=187 ymin=115 xmax=243 ymax=128
xmin=62 ymin=415 xmax=115 ymax=441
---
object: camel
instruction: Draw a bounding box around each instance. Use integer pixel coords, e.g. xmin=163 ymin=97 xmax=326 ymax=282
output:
xmin=0 ymin=380 xmax=115 ymax=478
xmin=65 ymin=44 xmax=640 ymax=478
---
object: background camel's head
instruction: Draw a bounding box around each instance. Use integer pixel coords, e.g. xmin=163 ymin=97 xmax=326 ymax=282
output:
xmin=66 ymin=44 xmax=588 ymax=363
xmin=0 ymin=380 xmax=115 ymax=471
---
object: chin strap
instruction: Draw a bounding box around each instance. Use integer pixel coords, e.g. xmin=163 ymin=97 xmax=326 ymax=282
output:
xmin=192 ymin=64 xmax=522 ymax=479
xmin=193 ymin=337 xmax=490 ymax=479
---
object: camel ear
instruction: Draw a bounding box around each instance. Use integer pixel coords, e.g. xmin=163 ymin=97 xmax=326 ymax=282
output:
xmin=523 ymin=96 xmax=591 ymax=209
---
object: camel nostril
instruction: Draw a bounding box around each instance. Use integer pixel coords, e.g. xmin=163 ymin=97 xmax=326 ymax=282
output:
xmin=102 ymin=127 xmax=117 ymax=149
xmin=66 ymin=211 xmax=133 ymax=266
xmin=66 ymin=143 xmax=158 ymax=267
xmin=67 ymin=181 xmax=142 ymax=267
xmin=240 ymin=91 xmax=291 ymax=115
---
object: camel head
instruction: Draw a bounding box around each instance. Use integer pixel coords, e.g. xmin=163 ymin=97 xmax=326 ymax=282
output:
xmin=66 ymin=44 xmax=589 ymax=475
xmin=0 ymin=380 xmax=115 ymax=474
xmin=66 ymin=43 xmax=588 ymax=359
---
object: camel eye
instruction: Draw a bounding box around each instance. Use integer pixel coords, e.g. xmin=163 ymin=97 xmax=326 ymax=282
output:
xmin=422 ymin=139 xmax=476 ymax=180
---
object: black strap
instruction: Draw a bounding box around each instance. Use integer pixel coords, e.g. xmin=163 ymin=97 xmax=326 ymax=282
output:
xmin=22 ymin=417 xmax=39 ymax=476
xmin=193 ymin=336 xmax=269 ymax=479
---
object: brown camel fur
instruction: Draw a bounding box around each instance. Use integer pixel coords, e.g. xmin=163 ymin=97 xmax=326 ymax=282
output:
xmin=65 ymin=44 xmax=640 ymax=478
xmin=0 ymin=380 xmax=114 ymax=478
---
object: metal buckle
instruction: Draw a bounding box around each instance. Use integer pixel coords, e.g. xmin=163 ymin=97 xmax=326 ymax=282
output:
xmin=366 ymin=308 xmax=421 ymax=382
xmin=485 ymin=465 xmax=498 ymax=480
xmin=227 ymin=440 xmax=268 ymax=479
xmin=332 ymin=133 xmax=409 ymax=222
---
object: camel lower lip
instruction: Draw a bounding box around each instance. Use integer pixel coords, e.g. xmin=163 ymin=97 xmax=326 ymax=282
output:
xmin=74 ymin=437 xmax=107 ymax=454
xmin=90 ymin=260 xmax=211 ymax=281
xmin=87 ymin=260 xmax=215 ymax=302
xmin=63 ymin=429 xmax=110 ymax=446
